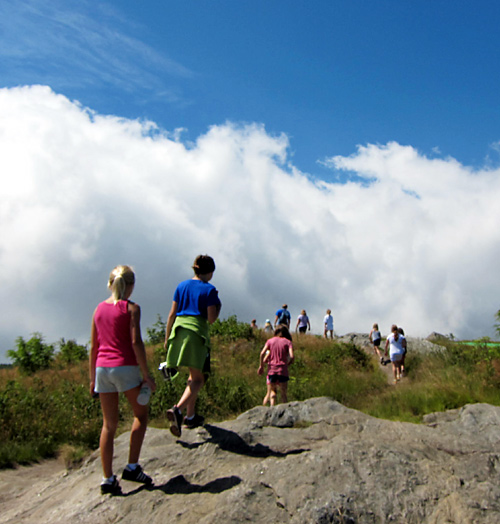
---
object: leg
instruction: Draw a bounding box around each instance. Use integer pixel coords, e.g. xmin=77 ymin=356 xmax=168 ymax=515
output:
xmin=99 ymin=392 xmax=120 ymax=478
xmin=263 ymin=383 xmax=272 ymax=406
xmin=392 ymin=361 xmax=398 ymax=383
xmin=176 ymin=367 xmax=205 ymax=417
xmin=269 ymin=383 xmax=278 ymax=406
xmin=123 ymin=385 xmax=149 ymax=465
xmin=278 ymin=381 xmax=288 ymax=404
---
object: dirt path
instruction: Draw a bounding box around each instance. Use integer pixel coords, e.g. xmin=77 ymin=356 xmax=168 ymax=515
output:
xmin=361 ymin=341 xmax=404 ymax=385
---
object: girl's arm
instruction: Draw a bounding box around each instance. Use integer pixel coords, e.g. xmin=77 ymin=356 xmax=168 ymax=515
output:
xmin=89 ymin=311 xmax=98 ymax=395
xmin=258 ymin=344 xmax=268 ymax=375
xmin=130 ymin=302 xmax=156 ymax=390
xmin=288 ymin=344 xmax=295 ymax=365
xmin=164 ymin=301 xmax=178 ymax=350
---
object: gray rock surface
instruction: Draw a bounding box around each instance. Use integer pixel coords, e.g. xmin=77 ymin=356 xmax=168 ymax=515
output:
xmin=1 ymin=397 xmax=499 ymax=523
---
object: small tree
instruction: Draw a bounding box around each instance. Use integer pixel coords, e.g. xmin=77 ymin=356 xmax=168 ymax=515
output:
xmin=58 ymin=338 xmax=88 ymax=364
xmin=8 ymin=333 xmax=55 ymax=374
xmin=146 ymin=314 xmax=166 ymax=345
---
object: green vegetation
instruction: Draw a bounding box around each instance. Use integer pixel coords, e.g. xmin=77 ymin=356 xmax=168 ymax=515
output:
xmin=2 ymin=316 xmax=500 ymax=468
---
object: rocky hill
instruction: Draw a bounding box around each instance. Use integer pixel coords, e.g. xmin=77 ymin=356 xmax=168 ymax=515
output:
xmin=1 ymin=397 xmax=499 ymax=523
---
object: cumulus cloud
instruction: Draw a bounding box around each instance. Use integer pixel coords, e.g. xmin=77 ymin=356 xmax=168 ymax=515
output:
xmin=1 ymin=85 xmax=499 ymax=360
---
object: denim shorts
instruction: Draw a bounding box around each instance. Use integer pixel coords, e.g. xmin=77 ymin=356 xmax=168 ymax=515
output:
xmin=95 ymin=366 xmax=142 ymax=393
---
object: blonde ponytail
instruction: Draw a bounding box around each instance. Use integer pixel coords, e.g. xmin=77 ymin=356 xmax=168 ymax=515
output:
xmin=108 ymin=265 xmax=135 ymax=304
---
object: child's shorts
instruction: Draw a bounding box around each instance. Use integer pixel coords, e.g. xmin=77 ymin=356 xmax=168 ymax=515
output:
xmin=390 ymin=354 xmax=403 ymax=363
xmin=373 ymin=339 xmax=381 ymax=347
xmin=95 ymin=366 xmax=142 ymax=393
xmin=267 ymin=374 xmax=289 ymax=385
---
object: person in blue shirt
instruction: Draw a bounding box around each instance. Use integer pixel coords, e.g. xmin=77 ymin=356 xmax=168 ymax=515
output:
xmin=274 ymin=304 xmax=291 ymax=328
xmin=164 ymin=255 xmax=221 ymax=437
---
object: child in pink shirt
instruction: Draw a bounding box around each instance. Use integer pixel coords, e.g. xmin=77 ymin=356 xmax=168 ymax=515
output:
xmin=258 ymin=326 xmax=294 ymax=406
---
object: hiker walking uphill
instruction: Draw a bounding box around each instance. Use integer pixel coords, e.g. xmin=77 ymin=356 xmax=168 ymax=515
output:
xmin=164 ymin=255 xmax=221 ymax=437
xmin=274 ymin=304 xmax=291 ymax=328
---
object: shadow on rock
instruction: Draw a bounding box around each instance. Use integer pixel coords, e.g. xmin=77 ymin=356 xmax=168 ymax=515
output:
xmin=179 ymin=424 xmax=309 ymax=458
xmin=158 ymin=474 xmax=241 ymax=495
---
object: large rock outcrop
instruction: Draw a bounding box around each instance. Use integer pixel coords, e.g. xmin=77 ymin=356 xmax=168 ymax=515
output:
xmin=1 ymin=397 xmax=499 ymax=523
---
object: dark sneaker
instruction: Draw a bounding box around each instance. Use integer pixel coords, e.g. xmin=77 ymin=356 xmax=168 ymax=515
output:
xmin=122 ymin=464 xmax=153 ymax=485
xmin=100 ymin=475 xmax=122 ymax=495
xmin=167 ymin=406 xmax=183 ymax=437
xmin=183 ymin=414 xmax=205 ymax=429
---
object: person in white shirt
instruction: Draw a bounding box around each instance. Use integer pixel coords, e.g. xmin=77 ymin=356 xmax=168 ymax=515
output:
xmin=384 ymin=324 xmax=407 ymax=383
xmin=323 ymin=309 xmax=334 ymax=339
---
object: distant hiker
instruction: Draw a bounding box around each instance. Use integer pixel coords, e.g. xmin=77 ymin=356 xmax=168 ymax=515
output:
xmin=164 ymin=255 xmax=221 ymax=437
xmin=324 ymin=309 xmax=334 ymax=339
xmin=258 ymin=325 xmax=294 ymax=406
xmin=384 ymin=324 xmax=407 ymax=384
xmin=369 ymin=323 xmax=383 ymax=362
xmin=263 ymin=319 xmax=274 ymax=337
xmin=90 ymin=265 xmax=156 ymax=495
xmin=398 ymin=326 xmax=407 ymax=375
xmin=274 ymin=304 xmax=291 ymax=328
xmin=250 ymin=319 xmax=258 ymax=329
xmin=296 ymin=309 xmax=311 ymax=334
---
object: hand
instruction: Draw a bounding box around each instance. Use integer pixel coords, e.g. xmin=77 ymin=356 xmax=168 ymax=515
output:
xmin=89 ymin=380 xmax=96 ymax=397
xmin=258 ymin=366 xmax=263 ymax=375
xmin=144 ymin=375 xmax=156 ymax=392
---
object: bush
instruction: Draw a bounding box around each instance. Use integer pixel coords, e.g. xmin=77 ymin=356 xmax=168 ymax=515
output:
xmin=146 ymin=315 xmax=166 ymax=345
xmin=7 ymin=333 xmax=55 ymax=374
xmin=209 ymin=315 xmax=254 ymax=342
xmin=57 ymin=338 xmax=88 ymax=364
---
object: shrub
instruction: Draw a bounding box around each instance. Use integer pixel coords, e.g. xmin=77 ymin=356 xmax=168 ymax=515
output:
xmin=146 ymin=315 xmax=166 ymax=345
xmin=57 ymin=338 xmax=88 ymax=364
xmin=210 ymin=315 xmax=254 ymax=342
xmin=7 ymin=333 xmax=55 ymax=374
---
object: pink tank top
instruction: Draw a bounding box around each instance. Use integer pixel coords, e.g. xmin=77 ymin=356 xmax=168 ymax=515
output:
xmin=94 ymin=300 xmax=137 ymax=367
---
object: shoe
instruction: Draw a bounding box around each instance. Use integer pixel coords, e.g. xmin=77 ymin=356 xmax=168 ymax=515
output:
xmin=167 ymin=406 xmax=183 ymax=437
xmin=122 ymin=464 xmax=153 ymax=485
xmin=183 ymin=414 xmax=205 ymax=429
xmin=379 ymin=357 xmax=384 ymax=364
xmin=101 ymin=475 xmax=122 ymax=495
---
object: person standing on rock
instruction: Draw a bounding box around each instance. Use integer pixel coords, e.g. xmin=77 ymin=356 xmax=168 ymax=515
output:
xmin=384 ymin=324 xmax=407 ymax=383
xmin=274 ymin=304 xmax=291 ymax=328
xmin=258 ymin=325 xmax=294 ymax=406
xmin=369 ymin=323 xmax=383 ymax=363
xmin=90 ymin=265 xmax=156 ymax=495
xmin=324 ymin=309 xmax=334 ymax=339
xmin=164 ymin=255 xmax=221 ymax=437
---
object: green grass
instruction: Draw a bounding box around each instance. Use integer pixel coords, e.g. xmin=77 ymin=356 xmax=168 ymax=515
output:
xmin=1 ymin=328 xmax=500 ymax=468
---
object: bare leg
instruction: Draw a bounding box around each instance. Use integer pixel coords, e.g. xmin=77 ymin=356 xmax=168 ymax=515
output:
xmin=176 ymin=367 xmax=205 ymax=417
xmin=278 ymin=382 xmax=288 ymax=404
xmin=263 ymin=383 xmax=272 ymax=406
xmin=123 ymin=385 xmax=149 ymax=464
xmin=99 ymin=392 xmax=120 ymax=478
xmin=269 ymin=383 xmax=278 ymax=406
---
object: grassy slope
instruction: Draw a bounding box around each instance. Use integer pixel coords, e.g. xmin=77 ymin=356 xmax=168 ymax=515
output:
xmin=1 ymin=333 xmax=500 ymax=468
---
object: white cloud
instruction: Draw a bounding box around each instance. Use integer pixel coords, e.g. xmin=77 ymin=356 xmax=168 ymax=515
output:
xmin=1 ymin=86 xmax=500 ymax=360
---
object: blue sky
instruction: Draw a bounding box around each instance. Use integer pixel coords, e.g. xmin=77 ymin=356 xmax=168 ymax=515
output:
xmin=3 ymin=0 xmax=500 ymax=175
xmin=1 ymin=0 xmax=500 ymax=360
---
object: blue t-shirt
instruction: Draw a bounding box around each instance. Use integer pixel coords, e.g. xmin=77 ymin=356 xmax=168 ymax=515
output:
xmin=174 ymin=279 xmax=221 ymax=319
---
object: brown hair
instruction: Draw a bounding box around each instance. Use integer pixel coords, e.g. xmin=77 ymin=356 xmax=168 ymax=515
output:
xmin=274 ymin=325 xmax=292 ymax=341
xmin=192 ymin=254 xmax=216 ymax=275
